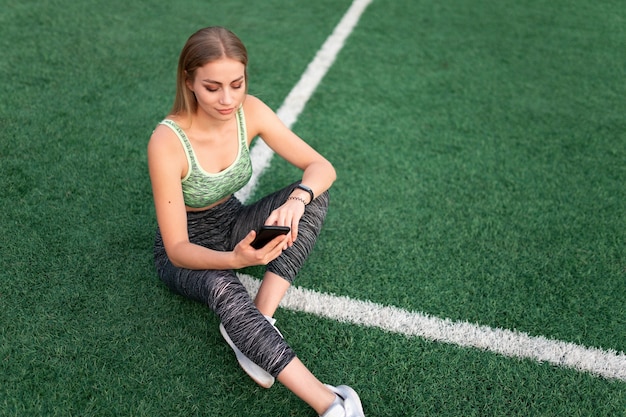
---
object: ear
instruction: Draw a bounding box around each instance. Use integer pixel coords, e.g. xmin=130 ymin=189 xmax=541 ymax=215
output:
xmin=184 ymin=70 xmax=194 ymax=92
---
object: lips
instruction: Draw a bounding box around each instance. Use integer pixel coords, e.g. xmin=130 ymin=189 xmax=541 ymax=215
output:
xmin=217 ymin=108 xmax=234 ymax=115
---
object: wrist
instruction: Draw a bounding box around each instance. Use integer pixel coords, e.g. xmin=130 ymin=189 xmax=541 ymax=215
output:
xmin=229 ymin=247 xmax=247 ymax=269
xmin=287 ymin=196 xmax=307 ymax=206
xmin=296 ymin=183 xmax=314 ymax=204
xmin=228 ymin=250 xmax=240 ymax=269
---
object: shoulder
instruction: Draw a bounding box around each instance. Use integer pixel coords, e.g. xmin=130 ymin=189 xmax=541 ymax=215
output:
xmin=242 ymin=94 xmax=272 ymax=115
xmin=242 ymin=95 xmax=283 ymax=136
xmin=149 ymin=115 xmax=188 ymax=147
xmin=148 ymin=119 xmax=185 ymax=163
xmin=149 ymin=123 xmax=173 ymax=149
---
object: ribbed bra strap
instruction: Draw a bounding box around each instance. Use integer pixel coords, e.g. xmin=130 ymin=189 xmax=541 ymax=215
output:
xmin=235 ymin=106 xmax=248 ymax=150
xmin=159 ymin=119 xmax=196 ymax=175
xmin=160 ymin=107 xmax=247 ymax=160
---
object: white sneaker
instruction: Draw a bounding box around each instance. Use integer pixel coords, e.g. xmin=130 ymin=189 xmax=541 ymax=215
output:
xmin=320 ymin=395 xmax=345 ymax=417
xmin=219 ymin=323 xmax=274 ymax=388
xmin=219 ymin=315 xmax=283 ymax=389
xmin=321 ymin=385 xmax=365 ymax=417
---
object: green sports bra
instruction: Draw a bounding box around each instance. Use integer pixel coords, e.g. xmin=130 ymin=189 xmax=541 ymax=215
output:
xmin=160 ymin=107 xmax=253 ymax=208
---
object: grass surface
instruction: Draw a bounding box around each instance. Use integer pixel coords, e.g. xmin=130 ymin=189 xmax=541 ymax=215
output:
xmin=261 ymin=0 xmax=626 ymax=351
xmin=2 ymin=0 xmax=625 ymax=415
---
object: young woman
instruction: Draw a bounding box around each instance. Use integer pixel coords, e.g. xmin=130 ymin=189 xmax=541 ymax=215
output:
xmin=147 ymin=26 xmax=364 ymax=417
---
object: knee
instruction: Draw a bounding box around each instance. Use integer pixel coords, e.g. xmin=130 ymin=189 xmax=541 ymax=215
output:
xmin=294 ymin=190 xmax=329 ymax=238
xmin=210 ymin=271 xmax=249 ymax=312
xmin=306 ymin=190 xmax=329 ymax=219
xmin=312 ymin=190 xmax=329 ymax=209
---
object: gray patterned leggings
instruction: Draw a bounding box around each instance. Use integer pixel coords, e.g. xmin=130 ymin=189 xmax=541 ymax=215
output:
xmin=153 ymin=182 xmax=329 ymax=377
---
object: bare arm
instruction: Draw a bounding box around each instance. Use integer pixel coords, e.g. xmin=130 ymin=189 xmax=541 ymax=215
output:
xmin=243 ymin=96 xmax=337 ymax=242
xmin=245 ymin=96 xmax=336 ymax=197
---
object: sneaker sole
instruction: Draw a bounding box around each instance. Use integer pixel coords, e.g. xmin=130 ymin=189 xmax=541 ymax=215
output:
xmin=219 ymin=323 xmax=275 ymax=388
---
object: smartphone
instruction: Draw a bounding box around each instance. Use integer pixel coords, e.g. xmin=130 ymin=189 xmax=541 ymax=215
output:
xmin=250 ymin=225 xmax=291 ymax=249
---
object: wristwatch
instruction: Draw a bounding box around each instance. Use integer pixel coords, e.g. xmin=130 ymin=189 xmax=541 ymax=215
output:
xmin=296 ymin=183 xmax=314 ymax=204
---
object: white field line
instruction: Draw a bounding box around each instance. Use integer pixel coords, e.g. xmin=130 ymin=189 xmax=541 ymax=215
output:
xmin=235 ymin=0 xmax=373 ymax=203
xmin=239 ymin=274 xmax=626 ymax=382
xmin=233 ymin=0 xmax=626 ymax=383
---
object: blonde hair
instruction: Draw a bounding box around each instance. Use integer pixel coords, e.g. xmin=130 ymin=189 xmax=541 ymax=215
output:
xmin=170 ymin=27 xmax=248 ymax=117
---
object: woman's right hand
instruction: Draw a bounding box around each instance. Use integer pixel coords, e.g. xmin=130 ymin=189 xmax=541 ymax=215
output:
xmin=233 ymin=230 xmax=289 ymax=267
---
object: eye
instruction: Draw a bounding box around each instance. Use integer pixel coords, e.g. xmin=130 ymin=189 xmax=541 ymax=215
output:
xmin=232 ymin=83 xmax=243 ymax=89
xmin=203 ymin=83 xmax=219 ymax=92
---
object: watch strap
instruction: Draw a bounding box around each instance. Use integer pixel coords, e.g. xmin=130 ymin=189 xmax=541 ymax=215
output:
xmin=296 ymin=183 xmax=314 ymax=204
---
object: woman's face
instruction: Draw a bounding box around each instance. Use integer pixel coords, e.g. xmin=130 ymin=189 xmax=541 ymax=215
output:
xmin=187 ymin=57 xmax=246 ymax=120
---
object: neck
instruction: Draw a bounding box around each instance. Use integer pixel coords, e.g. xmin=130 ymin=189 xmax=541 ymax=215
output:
xmin=190 ymin=108 xmax=236 ymax=133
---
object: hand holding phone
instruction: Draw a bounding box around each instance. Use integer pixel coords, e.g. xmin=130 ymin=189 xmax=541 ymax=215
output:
xmin=250 ymin=225 xmax=290 ymax=249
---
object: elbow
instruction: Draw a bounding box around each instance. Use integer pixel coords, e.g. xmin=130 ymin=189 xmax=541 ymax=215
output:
xmin=165 ymin=250 xmax=184 ymax=269
xmin=321 ymin=158 xmax=336 ymax=183
xmin=169 ymin=257 xmax=185 ymax=269
xmin=164 ymin=242 xmax=187 ymax=269
xmin=328 ymin=161 xmax=337 ymax=184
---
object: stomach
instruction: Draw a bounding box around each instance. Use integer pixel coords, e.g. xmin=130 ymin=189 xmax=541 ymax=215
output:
xmin=185 ymin=194 xmax=232 ymax=212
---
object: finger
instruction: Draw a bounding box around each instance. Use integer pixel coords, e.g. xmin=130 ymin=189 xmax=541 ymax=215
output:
xmin=275 ymin=214 xmax=295 ymax=246
xmin=290 ymin=213 xmax=303 ymax=244
xmin=275 ymin=210 xmax=289 ymax=228
xmin=286 ymin=221 xmax=296 ymax=246
xmin=265 ymin=210 xmax=280 ymax=226
xmin=243 ymin=229 xmax=257 ymax=245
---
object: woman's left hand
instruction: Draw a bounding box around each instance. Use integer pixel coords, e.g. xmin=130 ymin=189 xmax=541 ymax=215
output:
xmin=264 ymin=198 xmax=306 ymax=247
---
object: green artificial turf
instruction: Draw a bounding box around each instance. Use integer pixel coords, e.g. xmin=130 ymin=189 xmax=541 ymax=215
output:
xmin=257 ymin=0 xmax=626 ymax=352
xmin=1 ymin=0 xmax=625 ymax=415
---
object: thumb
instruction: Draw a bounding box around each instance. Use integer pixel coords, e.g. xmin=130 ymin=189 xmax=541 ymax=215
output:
xmin=243 ymin=230 xmax=257 ymax=245
xmin=245 ymin=229 xmax=256 ymax=241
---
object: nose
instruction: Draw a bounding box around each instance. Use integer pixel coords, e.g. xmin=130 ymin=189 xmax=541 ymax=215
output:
xmin=219 ymin=88 xmax=233 ymax=105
